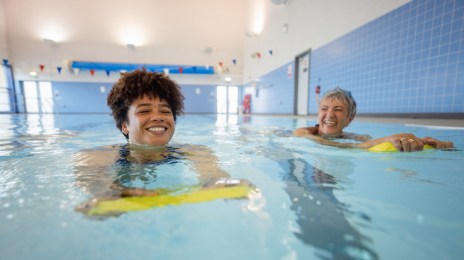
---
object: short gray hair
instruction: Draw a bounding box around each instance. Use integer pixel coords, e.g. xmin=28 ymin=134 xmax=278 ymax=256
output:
xmin=320 ymin=87 xmax=357 ymax=119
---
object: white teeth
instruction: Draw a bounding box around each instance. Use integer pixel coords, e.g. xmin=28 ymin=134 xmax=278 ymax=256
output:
xmin=324 ymin=121 xmax=336 ymax=126
xmin=147 ymin=126 xmax=166 ymax=132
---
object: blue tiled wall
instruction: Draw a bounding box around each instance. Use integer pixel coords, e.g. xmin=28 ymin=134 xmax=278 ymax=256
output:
xmin=310 ymin=0 xmax=464 ymax=114
xmin=245 ymin=0 xmax=463 ymax=115
xmin=242 ymin=62 xmax=294 ymax=114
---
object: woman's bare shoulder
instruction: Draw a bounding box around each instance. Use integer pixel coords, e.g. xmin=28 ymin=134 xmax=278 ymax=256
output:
xmin=293 ymin=126 xmax=318 ymax=136
xmin=74 ymin=145 xmax=122 ymax=166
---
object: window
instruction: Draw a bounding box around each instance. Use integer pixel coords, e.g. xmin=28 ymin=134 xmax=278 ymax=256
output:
xmin=23 ymin=81 xmax=54 ymax=113
xmin=0 ymin=65 xmax=9 ymax=112
xmin=216 ymin=85 xmax=238 ymax=114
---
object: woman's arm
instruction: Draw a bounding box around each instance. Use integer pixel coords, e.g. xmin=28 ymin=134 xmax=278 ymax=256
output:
xmin=181 ymin=144 xmax=230 ymax=182
xmin=294 ymin=129 xmax=454 ymax=152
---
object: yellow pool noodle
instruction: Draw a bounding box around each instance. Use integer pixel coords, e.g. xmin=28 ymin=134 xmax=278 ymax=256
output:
xmin=368 ymin=142 xmax=434 ymax=152
xmin=87 ymin=185 xmax=253 ymax=216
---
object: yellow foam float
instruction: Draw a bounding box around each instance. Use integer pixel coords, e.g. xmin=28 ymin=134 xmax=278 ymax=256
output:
xmin=86 ymin=185 xmax=253 ymax=216
xmin=368 ymin=142 xmax=434 ymax=152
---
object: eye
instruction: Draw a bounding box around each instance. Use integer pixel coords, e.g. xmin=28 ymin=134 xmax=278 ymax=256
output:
xmin=161 ymin=110 xmax=173 ymax=114
xmin=136 ymin=109 xmax=150 ymax=114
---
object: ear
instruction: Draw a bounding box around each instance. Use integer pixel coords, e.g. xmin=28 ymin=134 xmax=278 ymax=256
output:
xmin=121 ymin=121 xmax=129 ymax=135
xmin=345 ymin=116 xmax=354 ymax=127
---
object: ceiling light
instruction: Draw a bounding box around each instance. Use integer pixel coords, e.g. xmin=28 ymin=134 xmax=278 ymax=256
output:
xmin=245 ymin=31 xmax=259 ymax=38
xmin=43 ymin=38 xmax=57 ymax=46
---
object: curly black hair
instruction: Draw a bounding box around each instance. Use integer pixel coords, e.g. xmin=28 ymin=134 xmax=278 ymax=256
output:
xmin=107 ymin=69 xmax=184 ymax=137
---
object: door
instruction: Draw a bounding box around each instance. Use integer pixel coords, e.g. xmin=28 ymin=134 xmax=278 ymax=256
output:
xmin=294 ymin=50 xmax=311 ymax=115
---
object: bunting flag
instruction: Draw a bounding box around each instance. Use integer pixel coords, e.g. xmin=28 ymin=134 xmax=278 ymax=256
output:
xmin=2 ymin=59 xmax=8 ymax=66
xmin=216 ymin=65 xmax=223 ymax=74
xmin=90 ymin=69 xmax=95 ymax=76
xmin=257 ymin=52 xmax=261 ymax=59
xmin=163 ymin=68 xmax=169 ymax=75
xmin=232 ymin=59 xmax=237 ymax=65
xmin=39 ymin=64 xmax=45 ymax=71
xmin=106 ymin=70 xmax=111 ymax=77
xmin=219 ymin=61 xmax=223 ymax=67
xmin=73 ymin=68 xmax=80 ymax=75
xmin=57 ymin=66 xmax=62 ymax=74
xmin=178 ymin=67 xmax=183 ymax=73
xmin=269 ymin=50 xmax=273 ymax=55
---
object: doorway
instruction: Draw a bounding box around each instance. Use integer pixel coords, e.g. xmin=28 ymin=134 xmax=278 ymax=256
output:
xmin=217 ymin=85 xmax=238 ymax=114
xmin=294 ymin=49 xmax=311 ymax=115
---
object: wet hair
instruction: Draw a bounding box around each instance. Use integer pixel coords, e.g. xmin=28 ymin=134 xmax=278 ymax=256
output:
xmin=320 ymin=87 xmax=357 ymax=119
xmin=107 ymin=69 xmax=184 ymax=138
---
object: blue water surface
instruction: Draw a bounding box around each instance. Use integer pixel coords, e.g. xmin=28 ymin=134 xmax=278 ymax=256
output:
xmin=0 ymin=113 xmax=463 ymax=260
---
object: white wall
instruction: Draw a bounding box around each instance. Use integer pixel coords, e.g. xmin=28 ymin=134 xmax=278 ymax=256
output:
xmin=243 ymin=0 xmax=410 ymax=83
xmin=0 ymin=0 xmax=8 ymax=60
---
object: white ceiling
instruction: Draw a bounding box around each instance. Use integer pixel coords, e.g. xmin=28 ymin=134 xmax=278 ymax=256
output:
xmin=2 ymin=0 xmax=246 ymax=77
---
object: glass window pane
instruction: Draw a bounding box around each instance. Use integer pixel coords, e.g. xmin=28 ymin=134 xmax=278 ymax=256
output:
xmin=228 ymin=86 xmax=238 ymax=114
xmin=39 ymin=82 xmax=53 ymax=113
xmin=24 ymin=81 xmax=39 ymax=113
xmin=0 ymin=66 xmax=9 ymax=112
xmin=217 ymin=86 xmax=227 ymax=113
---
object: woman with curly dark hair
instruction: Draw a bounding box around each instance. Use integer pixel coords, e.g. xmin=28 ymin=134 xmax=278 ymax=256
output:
xmin=74 ymin=69 xmax=257 ymax=217
xmin=107 ymin=69 xmax=184 ymax=146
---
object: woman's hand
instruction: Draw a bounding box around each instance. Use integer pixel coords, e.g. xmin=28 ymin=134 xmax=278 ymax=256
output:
xmin=384 ymin=133 xmax=425 ymax=152
xmin=358 ymin=133 xmax=425 ymax=152
xmin=422 ymin=137 xmax=454 ymax=149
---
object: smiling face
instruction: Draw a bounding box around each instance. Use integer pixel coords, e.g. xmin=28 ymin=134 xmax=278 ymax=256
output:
xmin=121 ymin=95 xmax=175 ymax=146
xmin=317 ymin=98 xmax=353 ymax=137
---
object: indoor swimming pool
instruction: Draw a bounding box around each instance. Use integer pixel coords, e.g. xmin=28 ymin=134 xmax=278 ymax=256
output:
xmin=0 ymin=113 xmax=463 ymax=259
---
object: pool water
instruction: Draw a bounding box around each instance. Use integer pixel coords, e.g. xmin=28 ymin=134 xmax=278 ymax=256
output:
xmin=0 ymin=113 xmax=463 ymax=259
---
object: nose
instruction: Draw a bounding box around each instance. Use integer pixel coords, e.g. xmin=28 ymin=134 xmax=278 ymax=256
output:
xmin=326 ymin=108 xmax=335 ymax=117
xmin=150 ymin=113 xmax=165 ymax=122
xmin=150 ymin=117 xmax=164 ymax=122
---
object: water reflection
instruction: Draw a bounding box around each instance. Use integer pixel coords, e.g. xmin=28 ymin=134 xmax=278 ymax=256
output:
xmin=0 ymin=114 xmax=75 ymax=158
xmin=234 ymin=117 xmax=377 ymax=259
xmin=280 ymin=156 xmax=377 ymax=259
